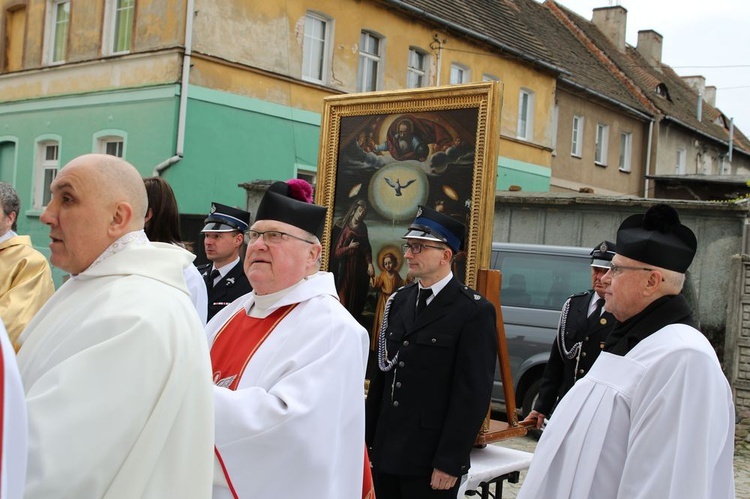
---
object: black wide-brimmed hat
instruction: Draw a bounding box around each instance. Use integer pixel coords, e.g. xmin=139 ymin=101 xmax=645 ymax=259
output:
xmin=590 ymin=240 xmax=615 ymax=268
xmin=255 ymin=180 xmax=327 ymax=238
xmin=616 ymin=204 xmax=697 ymax=273
xmin=201 ymin=202 xmax=250 ymax=233
xmin=403 ymin=205 xmax=465 ymax=253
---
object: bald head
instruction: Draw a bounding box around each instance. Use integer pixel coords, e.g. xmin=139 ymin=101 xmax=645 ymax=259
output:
xmin=66 ymin=154 xmax=148 ymax=230
xmin=40 ymin=154 xmax=149 ymax=274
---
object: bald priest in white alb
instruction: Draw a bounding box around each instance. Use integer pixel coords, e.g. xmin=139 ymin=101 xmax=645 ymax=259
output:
xmin=207 ymin=180 xmax=370 ymax=498
xmin=17 ymin=154 xmax=214 ymax=499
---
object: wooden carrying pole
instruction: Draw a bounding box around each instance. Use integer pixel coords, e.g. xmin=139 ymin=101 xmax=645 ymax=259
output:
xmin=475 ymin=268 xmax=532 ymax=445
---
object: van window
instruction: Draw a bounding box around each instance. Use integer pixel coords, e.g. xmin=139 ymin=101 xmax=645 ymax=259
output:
xmin=497 ymin=252 xmax=591 ymax=310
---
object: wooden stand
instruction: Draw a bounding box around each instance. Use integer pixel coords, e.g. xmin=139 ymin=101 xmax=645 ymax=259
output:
xmin=475 ymin=268 xmax=534 ymax=445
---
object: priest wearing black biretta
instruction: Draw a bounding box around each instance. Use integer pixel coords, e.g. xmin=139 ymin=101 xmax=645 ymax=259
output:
xmin=517 ymin=205 xmax=735 ymax=499
xmin=205 ymin=178 xmax=371 ymax=499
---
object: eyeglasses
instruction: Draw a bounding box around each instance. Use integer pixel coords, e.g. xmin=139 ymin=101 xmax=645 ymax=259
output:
xmin=401 ymin=242 xmax=446 ymax=254
xmin=246 ymin=229 xmax=314 ymax=245
xmin=608 ymin=263 xmax=655 ymax=276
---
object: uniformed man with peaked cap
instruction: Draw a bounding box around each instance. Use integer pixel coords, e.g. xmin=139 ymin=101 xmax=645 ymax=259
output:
xmin=197 ymin=202 xmax=252 ymax=321
xmin=366 ymin=205 xmax=497 ymax=498
xmin=524 ymin=240 xmax=617 ymax=429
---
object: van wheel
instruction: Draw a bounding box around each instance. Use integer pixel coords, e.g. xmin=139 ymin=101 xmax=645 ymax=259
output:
xmin=521 ymin=379 xmax=541 ymax=418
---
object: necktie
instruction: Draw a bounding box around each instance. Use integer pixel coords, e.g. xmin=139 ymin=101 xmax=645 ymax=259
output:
xmin=209 ymin=269 xmax=221 ymax=289
xmin=416 ymin=288 xmax=432 ymax=315
xmin=590 ymin=297 xmax=605 ymax=318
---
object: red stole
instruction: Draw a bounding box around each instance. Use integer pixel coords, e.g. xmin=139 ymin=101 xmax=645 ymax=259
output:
xmin=210 ymin=304 xmax=375 ymax=499
xmin=210 ymin=305 xmax=296 ymax=390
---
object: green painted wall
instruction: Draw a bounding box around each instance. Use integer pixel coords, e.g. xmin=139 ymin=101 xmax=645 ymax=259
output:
xmin=497 ymin=156 xmax=551 ymax=192
xmin=163 ymin=86 xmax=322 ymax=215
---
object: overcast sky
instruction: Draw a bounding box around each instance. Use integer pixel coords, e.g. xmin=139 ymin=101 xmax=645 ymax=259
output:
xmin=553 ymin=0 xmax=750 ymax=135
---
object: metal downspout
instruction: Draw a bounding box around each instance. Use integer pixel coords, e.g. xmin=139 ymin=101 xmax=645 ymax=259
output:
xmin=153 ymin=0 xmax=195 ymax=176
xmin=644 ymin=119 xmax=654 ymax=198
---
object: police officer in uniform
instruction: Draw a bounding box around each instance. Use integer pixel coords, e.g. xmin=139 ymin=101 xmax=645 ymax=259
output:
xmin=524 ymin=240 xmax=616 ymax=429
xmin=197 ymin=202 xmax=252 ymax=321
xmin=366 ymin=206 xmax=497 ymax=498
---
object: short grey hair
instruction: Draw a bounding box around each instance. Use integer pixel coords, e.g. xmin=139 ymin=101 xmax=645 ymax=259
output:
xmin=0 ymin=182 xmax=20 ymax=232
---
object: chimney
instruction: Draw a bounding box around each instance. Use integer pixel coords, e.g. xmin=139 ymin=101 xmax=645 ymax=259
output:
xmin=592 ymin=6 xmax=627 ymax=52
xmin=682 ymin=75 xmax=706 ymax=98
xmin=704 ymin=85 xmax=717 ymax=107
xmin=636 ymin=30 xmax=663 ymax=68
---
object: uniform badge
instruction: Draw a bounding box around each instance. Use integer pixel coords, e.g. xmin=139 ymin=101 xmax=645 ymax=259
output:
xmin=226 ymin=277 xmax=235 ymax=286
xmin=473 ymin=294 xmax=481 ymax=300
xmin=600 ymin=241 xmax=609 ymax=252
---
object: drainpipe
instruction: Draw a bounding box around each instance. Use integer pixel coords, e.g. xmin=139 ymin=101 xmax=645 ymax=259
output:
xmin=729 ymin=117 xmax=734 ymax=163
xmin=153 ymin=0 xmax=195 ymax=176
xmin=643 ymin=119 xmax=654 ymax=197
xmin=431 ymin=34 xmax=444 ymax=86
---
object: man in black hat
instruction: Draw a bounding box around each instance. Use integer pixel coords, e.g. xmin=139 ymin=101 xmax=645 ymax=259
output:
xmin=366 ymin=205 xmax=497 ymax=498
xmin=205 ymin=180 xmax=369 ymax=499
xmin=519 ymin=204 xmax=735 ymax=499
xmin=197 ymin=202 xmax=252 ymax=320
xmin=524 ymin=240 xmax=616 ymax=429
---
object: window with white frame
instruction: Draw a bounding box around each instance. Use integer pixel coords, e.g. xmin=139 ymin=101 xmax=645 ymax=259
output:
xmin=98 ymin=137 xmax=125 ymax=157
xmin=104 ymin=0 xmax=135 ymax=55
xmin=406 ymin=48 xmax=428 ymax=88
xmin=676 ymin=148 xmax=686 ymax=174
xmin=595 ymin=124 xmax=609 ymax=165
xmin=45 ymin=0 xmax=70 ymax=64
xmin=482 ymin=74 xmax=499 ymax=82
xmin=619 ymin=132 xmax=632 ymax=172
xmin=296 ymin=168 xmax=317 ymax=190
xmin=517 ymin=89 xmax=535 ymax=141
xmin=302 ymin=12 xmax=331 ymax=84
xmin=571 ymin=115 xmax=584 ymax=157
xmin=358 ymin=31 xmax=382 ymax=92
xmin=449 ymin=63 xmax=469 ymax=84
xmin=35 ymin=140 xmax=60 ymax=208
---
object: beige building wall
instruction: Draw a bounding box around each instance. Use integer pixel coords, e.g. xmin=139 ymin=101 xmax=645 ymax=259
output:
xmin=551 ymin=89 xmax=647 ymax=197
xmin=191 ymin=0 xmax=558 ymax=168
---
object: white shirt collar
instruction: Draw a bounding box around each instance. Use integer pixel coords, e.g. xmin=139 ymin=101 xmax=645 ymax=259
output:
xmin=419 ymin=271 xmax=453 ymax=303
xmin=0 ymin=230 xmax=17 ymax=244
xmin=213 ymin=256 xmax=241 ymax=277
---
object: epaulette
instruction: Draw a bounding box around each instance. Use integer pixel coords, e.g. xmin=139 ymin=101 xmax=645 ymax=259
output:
xmin=459 ymin=285 xmax=485 ymax=303
xmin=396 ymin=281 xmax=418 ymax=292
xmin=568 ymin=290 xmax=589 ymax=299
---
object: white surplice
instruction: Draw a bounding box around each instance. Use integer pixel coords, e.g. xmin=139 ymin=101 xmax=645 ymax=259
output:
xmin=519 ymin=323 xmax=735 ymax=499
xmin=0 ymin=319 xmax=26 ymax=499
xmin=17 ymin=240 xmax=215 ymax=499
xmin=207 ymin=272 xmax=369 ymax=499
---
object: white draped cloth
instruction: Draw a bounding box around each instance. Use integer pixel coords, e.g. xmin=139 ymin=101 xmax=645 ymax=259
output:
xmin=0 ymin=320 xmax=26 ymax=499
xmin=17 ymin=237 xmax=215 ymax=499
xmin=518 ymin=323 xmax=735 ymax=499
xmin=207 ymin=272 xmax=369 ymax=499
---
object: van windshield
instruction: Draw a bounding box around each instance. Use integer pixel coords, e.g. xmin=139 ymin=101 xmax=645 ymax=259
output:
xmin=498 ymin=252 xmax=592 ymax=310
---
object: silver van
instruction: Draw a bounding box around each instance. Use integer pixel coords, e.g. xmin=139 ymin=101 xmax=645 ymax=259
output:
xmin=489 ymin=242 xmax=593 ymax=416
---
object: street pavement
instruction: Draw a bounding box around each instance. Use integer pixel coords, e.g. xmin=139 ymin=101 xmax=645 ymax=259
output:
xmin=466 ymin=434 xmax=750 ymax=498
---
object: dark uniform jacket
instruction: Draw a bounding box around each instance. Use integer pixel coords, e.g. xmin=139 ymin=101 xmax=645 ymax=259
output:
xmin=197 ymin=261 xmax=252 ymax=321
xmin=366 ymin=277 xmax=497 ymax=478
xmin=534 ymin=290 xmax=615 ymax=416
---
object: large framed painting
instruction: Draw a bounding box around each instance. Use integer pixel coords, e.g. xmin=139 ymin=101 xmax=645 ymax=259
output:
xmin=316 ymin=82 xmax=501 ymax=343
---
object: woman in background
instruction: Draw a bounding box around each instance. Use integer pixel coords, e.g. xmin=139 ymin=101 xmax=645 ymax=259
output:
xmin=144 ymin=177 xmax=208 ymax=325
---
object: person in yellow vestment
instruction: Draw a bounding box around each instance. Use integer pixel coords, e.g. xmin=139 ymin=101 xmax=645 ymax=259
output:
xmin=0 ymin=182 xmax=54 ymax=351
xmin=207 ymin=179 xmax=370 ymax=499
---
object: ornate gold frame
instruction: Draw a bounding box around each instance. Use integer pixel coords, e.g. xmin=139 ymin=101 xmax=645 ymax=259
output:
xmin=315 ymin=81 xmax=501 ymax=290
